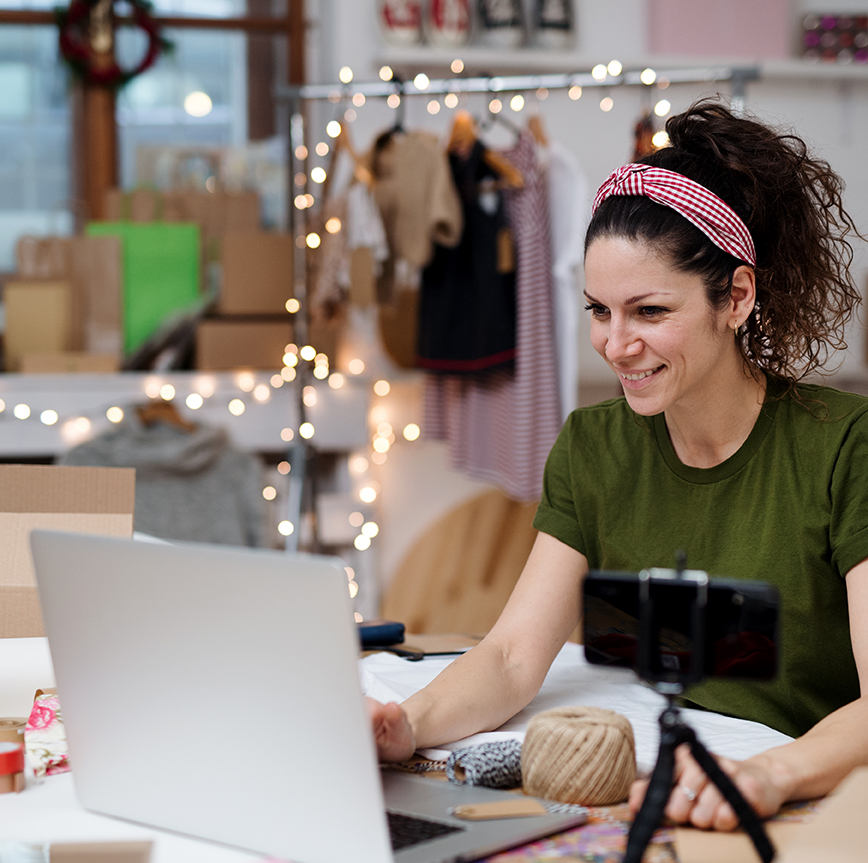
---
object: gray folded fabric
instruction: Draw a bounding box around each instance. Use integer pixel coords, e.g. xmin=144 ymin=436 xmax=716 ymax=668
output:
xmin=445 ymin=740 xmax=523 ymax=789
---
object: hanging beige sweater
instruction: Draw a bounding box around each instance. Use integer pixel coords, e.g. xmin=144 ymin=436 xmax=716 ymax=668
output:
xmin=370 ymin=130 xmax=463 ymax=276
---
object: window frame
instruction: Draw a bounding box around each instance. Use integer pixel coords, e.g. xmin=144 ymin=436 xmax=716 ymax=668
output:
xmin=0 ymin=3 xmax=305 ymax=222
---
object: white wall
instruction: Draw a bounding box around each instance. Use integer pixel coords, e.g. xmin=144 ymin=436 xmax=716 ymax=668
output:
xmin=302 ymin=2 xmax=868 ymax=595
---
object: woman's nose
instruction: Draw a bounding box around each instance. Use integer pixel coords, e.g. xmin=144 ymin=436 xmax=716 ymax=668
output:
xmin=604 ymin=319 xmax=643 ymax=362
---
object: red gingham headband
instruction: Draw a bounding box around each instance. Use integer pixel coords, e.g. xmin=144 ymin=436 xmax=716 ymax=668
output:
xmin=592 ymin=163 xmax=756 ymax=267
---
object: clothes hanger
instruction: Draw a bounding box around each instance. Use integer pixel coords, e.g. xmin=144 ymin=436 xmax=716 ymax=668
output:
xmin=632 ymin=111 xmax=656 ymax=160
xmin=447 ymin=109 xmax=478 ymax=155
xmin=136 ymin=399 xmax=197 ymax=433
xmin=527 ymin=114 xmax=549 ymax=147
xmin=390 ymin=76 xmax=406 ymax=134
xmin=321 ymin=121 xmax=372 ymax=200
xmin=368 ymin=77 xmax=408 ymax=183
xmin=448 ymin=109 xmax=524 ymax=190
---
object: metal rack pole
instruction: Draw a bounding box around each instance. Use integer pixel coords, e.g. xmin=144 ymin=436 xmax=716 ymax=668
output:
xmin=276 ymin=65 xmax=760 ymax=103
xmin=284 ymin=91 xmax=308 ymax=554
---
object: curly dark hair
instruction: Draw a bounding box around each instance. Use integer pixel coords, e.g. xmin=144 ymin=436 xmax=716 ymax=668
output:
xmin=584 ymin=99 xmax=862 ymax=383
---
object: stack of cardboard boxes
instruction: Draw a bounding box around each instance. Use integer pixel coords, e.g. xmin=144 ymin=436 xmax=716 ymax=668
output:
xmin=104 ymin=186 xmax=296 ymax=371
xmin=197 ymin=228 xmax=295 ymax=371
xmin=3 ymin=187 xmax=300 ymax=373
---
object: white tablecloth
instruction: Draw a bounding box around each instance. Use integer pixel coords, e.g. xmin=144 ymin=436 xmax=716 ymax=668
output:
xmin=360 ymin=643 xmax=793 ymax=773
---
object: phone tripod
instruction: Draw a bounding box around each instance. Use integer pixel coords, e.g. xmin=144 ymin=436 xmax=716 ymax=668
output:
xmin=623 ymin=695 xmax=775 ymax=863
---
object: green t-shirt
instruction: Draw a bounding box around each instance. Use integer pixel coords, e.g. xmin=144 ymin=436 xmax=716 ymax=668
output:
xmin=533 ymin=378 xmax=868 ymax=738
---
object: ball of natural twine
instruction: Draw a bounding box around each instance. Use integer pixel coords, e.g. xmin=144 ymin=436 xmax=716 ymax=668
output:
xmin=521 ymin=705 xmax=636 ymax=805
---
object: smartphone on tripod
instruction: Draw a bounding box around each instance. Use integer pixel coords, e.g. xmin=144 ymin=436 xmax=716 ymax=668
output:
xmin=583 ymin=566 xmax=780 ymax=863
xmin=583 ymin=568 xmax=779 ymax=686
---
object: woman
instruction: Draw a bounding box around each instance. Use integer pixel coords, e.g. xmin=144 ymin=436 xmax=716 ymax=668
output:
xmin=369 ymin=100 xmax=868 ymax=831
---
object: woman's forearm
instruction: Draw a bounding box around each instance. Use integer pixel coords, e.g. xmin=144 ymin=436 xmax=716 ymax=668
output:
xmin=750 ymin=696 xmax=868 ymax=802
xmin=398 ymin=532 xmax=587 ymax=752
xmin=401 ymin=635 xmax=546 ymax=750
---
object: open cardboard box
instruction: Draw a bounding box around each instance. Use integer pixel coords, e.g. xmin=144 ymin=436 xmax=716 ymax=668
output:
xmin=0 ymin=465 xmax=135 ymax=638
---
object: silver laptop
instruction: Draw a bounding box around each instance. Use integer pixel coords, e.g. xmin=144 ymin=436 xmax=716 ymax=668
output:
xmin=30 ymin=530 xmax=587 ymax=863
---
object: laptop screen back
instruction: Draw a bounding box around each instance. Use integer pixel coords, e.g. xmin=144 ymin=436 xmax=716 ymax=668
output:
xmin=30 ymin=530 xmax=393 ymax=863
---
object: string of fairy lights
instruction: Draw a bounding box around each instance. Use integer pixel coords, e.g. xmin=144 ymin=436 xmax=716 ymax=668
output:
xmin=283 ymin=61 xmax=757 ymax=252
xmin=0 ymin=329 xmax=416 ymax=622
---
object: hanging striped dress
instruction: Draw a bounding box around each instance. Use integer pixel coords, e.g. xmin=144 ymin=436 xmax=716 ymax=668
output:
xmin=423 ymin=130 xmax=562 ymax=503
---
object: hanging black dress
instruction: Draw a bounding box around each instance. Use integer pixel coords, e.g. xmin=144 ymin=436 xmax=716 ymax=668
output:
xmin=417 ymin=139 xmax=517 ymax=372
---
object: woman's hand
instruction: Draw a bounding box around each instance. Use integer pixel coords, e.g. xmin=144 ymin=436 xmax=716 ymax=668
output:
xmin=628 ymin=744 xmax=794 ymax=831
xmin=366 ymin=697 xmax=416 ymax=762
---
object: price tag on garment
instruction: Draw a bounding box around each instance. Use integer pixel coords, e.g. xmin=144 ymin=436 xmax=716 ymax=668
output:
xmin=450 ymin=798 xmax=549 ymax=820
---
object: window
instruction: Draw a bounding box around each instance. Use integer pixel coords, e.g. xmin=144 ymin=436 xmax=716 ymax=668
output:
xmin=0 ymin=24 xmax=72 ymax=269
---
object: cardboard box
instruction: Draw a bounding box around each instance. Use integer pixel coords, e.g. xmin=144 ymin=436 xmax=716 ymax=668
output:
xmin=219 ymin=231 xmax=293 ymax=315
xmin=196 ymin=318 xmax=293 ymax=371
xmin=19 ymin=352 xmax=120 ymax=374
xmin=777 ymin=767 xmax=868 ymax=862
xmin=3 ymin=281 xmax=72 ymax=371
xmin=0 ymin=465 xmax=135 ymax=638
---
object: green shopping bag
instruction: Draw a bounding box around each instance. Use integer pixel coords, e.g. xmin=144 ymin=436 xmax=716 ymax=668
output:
xmin=86 ymin=222 xmax=201 ymax=355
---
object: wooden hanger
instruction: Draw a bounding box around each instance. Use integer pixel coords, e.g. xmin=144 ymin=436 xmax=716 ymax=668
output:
xmin=447 ymin=110 xmax=478 ymax=155
xmin=136 ymin=399 xmax=197 ymax=433
xmin=321 ymin=121 xmax=372 ymax=201
xmin=448 ymin=110 xmax=524 ymax=190
xmin=527 ymin=114 xmax=549 ymax=147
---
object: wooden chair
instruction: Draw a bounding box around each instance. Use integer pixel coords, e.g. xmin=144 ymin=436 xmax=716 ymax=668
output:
xmin=381 ymin=489 xmax=538 ymax=636
xmin=381 ymin=488 xmax=582 ymax=642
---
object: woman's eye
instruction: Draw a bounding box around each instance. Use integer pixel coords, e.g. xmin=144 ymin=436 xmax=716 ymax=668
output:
xmin=584 ymin=303 xmax=609 ymax=318
xmin=639 ymin=306 xmax=668 ymax=317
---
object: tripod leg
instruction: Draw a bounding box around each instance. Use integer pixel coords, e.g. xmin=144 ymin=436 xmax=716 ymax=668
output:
xmin=623 ymin=729 xmax=678 ymax=863
xmin=688 ymin=739 xmax=776 ymax=863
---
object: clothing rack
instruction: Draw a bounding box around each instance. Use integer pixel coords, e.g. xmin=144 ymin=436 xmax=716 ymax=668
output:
xmin=273 ymin=63 xmax=760 ymax=552
xmin=284 ymin=65 xmax=760 ymax=102
xmin=276 ymin=61 xmax=760 ymax=331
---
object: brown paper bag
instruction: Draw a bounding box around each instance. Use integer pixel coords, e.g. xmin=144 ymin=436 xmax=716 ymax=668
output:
xmin=72 ymin=234 xmax=123 ymax=356
xmin=378 ymin=288 xmax=419 ymax=369
xmin=349 ymin=247 xmax=377 ymax=308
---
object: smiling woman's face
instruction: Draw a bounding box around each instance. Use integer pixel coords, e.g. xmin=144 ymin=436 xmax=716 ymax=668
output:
xmin=583 ymin=236 xmax=743 ymax=418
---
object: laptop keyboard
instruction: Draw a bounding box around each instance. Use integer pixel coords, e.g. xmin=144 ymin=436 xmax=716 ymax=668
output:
xmin=387 ymin=810 xmax=465 ymax=851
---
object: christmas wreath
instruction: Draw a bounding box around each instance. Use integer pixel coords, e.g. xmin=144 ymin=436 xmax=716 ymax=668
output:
xmin=56 ymin=0 xmax=172 ymax=88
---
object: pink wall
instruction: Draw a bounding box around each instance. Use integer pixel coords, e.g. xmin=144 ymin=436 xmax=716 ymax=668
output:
xmin=648 ymin=0 xmax=793 ymax=59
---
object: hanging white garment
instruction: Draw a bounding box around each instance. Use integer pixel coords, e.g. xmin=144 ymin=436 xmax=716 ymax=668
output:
xmin=346 ymin=182 xmax=389 ymax=268
xmin=543 ymin=140 xmax=591 ymax=420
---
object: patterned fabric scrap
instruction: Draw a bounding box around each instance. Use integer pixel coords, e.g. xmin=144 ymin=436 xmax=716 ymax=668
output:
xmin=25 ymin=692 xmax=70 ymax=777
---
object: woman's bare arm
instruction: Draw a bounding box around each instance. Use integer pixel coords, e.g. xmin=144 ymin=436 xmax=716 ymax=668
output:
xmin=371 ymin=532 xmax=588 ymax=759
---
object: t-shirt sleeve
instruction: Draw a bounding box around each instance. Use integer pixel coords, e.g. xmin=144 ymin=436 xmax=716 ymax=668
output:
xmin=533 ymin=414 xmax=586 ymax=554
xmin=830 ymin=409 xmax=868 ymax=577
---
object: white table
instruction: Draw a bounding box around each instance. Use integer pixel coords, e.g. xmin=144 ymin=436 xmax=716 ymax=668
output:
xmin=0 ymin=638 xmax=793 ymax=862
